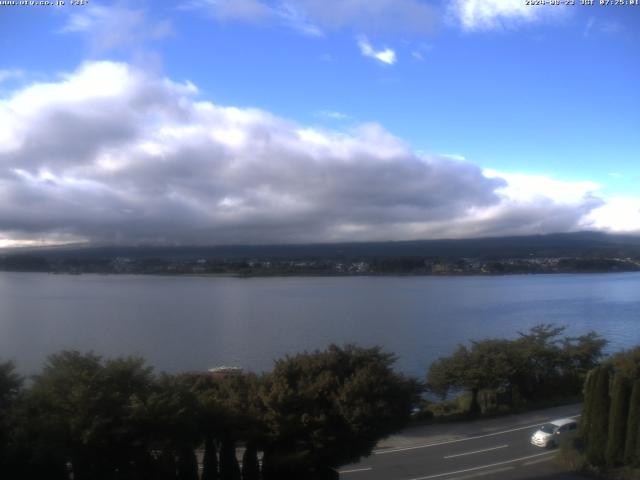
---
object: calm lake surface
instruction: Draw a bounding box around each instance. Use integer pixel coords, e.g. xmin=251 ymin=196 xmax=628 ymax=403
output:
xmin=0 ymin=272 xmax=638 ymax=377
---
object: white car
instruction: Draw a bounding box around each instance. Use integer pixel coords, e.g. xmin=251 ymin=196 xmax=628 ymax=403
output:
xmin=530 ymin=418 xmax=578 ymax=448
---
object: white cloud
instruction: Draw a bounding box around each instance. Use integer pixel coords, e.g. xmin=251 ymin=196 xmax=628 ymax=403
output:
xmin=315 ymin=110 xmax=351 ymax=120
xmin=186 ymin=0 xmax=437 ymax=35
xmin=410 ymin=42 xmax=432 ymax=61
xmin=184 ymin=0 xmax=324 ymax=36
xmin=59 ymin=5 xmax=173 ymax=53
xmin=449 ymin=0 xmax=553 ymax=31
xmin=584 ymin=17 xmax=595 ymax=37
xmin=480 ymin=169 xmax=607 ymax=235
xmin=276 ymin=3 xmax=324 ymax=37
xmin=484 ymin=170 xmax=601 ymax=205
xmin=357 ymin=36 xmax=396 ymax=65
xmin=0 ymin=69 xmax=24 ymax=83
xmin=292 ymin=0 xmax=438 ymax=34
xmin=587 ymin=197 xmax=640 ymax=233
xmin=184 ymin=0 xmax=274 ymax=24
xmin=0 ymin=61 xmax=634 ymax=247
xmin=600 ymin=20 xmax=624 ymax=34
xmin=582 ymin=18 xmax=626 ymax=37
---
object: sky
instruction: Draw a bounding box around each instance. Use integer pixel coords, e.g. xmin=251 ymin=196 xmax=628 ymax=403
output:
xmin=0 ymin=0 xmax=638 ymax=247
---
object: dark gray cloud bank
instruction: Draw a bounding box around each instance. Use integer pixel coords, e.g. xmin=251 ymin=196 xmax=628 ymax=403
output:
xmin=0 ymin=62 xmax=611 ymax=247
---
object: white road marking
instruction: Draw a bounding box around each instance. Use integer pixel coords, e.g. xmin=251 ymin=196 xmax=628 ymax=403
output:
xmin=522 ymin=456 xmax=553 ymax=466
xmin=339 ymin=467 xmax=373 ymax=474
xmin=443 ymin=444 xmax=508 ymax=459
xmin=408 ymin=451 xmax=555 ymax=480
xmin=448 ymin=466 xmax=513 ymax=480
xmin=374 ymin=414 xmax=580 ymax=455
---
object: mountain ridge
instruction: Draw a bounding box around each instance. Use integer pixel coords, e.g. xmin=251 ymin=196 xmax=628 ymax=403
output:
xmin=3 ymin=231 xmax=640 ymax=261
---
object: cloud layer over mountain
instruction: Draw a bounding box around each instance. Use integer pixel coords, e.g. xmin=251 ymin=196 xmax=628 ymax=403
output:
xmin=0 ymin=62 xmax=626 ymax=247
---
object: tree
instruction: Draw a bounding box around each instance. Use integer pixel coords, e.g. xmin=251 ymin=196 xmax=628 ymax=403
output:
xmin=428 ymin=340 xmax=516 ymax=413
xmin=623 ymin=380 xmax=640 ymax=466
xmin=580 ymin=346 xmax=640 ymax=470
xmin=578 ymin=368 xmax=597 ymax=440
xmin=133 ymin=373 xmax=203 ymax=480
xmin=605 ymin=374 xmax=630 ymax=466
xmin=184 ymin=374 xmax=224 ymax=480
xmin=608 ymin=346 xmax=640 ymax=381
xmin=260 ymin=345 xmax=420 ymax=477
xmin=177 ymin=447 xmax=199 ymax=480
xmin=586 ymin=366 xmax=611 ymax=466
xmin=426 ymin=347 xmax=466 ymax=400
xmin=607 ymin=346 xmax=640 ymax=468
xmin=0 ymin=361 xmax=22 ymax=472
xmin=511 ymin=324 xmax=565 ymax=401
xmin=427 ymin=325 xmax=607 ymax=413
xmin=561 ymin=331 xmax=607 ymax=376
xmin=201 ymin=436 xmax=219 ymax=480
xmin=0 ymin=361 xmax=21 ymax=410
xmin=9 ymin=351 xmax=157 ymax=479
xmin=189 ymin=372 xmax=266 ymax=480
xmin=241 ymin=442 xmax=260 ymax=480
xmin=219 ymin=432 xmax=241 ymax=480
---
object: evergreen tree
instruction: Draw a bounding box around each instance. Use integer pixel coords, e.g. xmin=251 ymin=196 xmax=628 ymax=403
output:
xmin=608 ymin=347 xmax=640 ymax=381
xmin=635 ymin=423 xmax=640 ymax=467
xmin=241 ymin=442 xmax=260 ymax=480
xmin=177 ymin=446 xmax=199 ymax=480
xmin=156 ymin=449 xmax=178 ymax=480
xmin=202 ymin=436 xmax=219 ymax=480
xmin=624 ymin=380 xmax=640 ymax=466
xmin=219 ymin=433 xmax=241 ymax=480
xmin=586 ymin=366 xmax=611 ymax=466
xmin=605 ymin=374 xmax=630 ymax=466
xmin=579 ymin=368 xmax=596 ymax=440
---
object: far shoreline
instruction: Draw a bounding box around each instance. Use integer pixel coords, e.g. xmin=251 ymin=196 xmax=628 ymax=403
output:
xmin=1 ymin=269 xmax=639 ymax=278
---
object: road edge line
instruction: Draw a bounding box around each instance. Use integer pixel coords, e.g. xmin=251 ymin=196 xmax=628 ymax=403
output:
xmin=408 ymin=451 xmax=555 ymax=480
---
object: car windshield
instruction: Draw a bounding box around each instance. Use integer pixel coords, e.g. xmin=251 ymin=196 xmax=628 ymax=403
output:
xmin=539 ymin=424 xmax=558 ymax=434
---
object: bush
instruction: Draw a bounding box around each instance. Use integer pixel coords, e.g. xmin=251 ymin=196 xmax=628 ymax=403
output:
xmin=426 ymin=397 xmax=466 ymax=418
xmin=556 ymin=437 xmax=588 ymax=472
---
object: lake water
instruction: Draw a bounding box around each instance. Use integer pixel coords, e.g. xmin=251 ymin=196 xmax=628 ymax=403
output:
xmin=0 ymin=272 xmax=638 ymax=377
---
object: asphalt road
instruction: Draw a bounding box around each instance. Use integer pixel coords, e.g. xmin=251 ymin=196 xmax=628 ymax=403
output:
xmin=338 ymin=404 xmax=586 ymax=480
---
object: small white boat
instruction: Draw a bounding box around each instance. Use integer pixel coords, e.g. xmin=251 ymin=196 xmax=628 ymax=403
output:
xmin=208 ymin=366 xmax=243 ymax=377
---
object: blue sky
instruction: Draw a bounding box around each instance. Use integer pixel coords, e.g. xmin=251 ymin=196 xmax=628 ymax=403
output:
xmin=0 ymin=0 xmax=638 ymax=246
